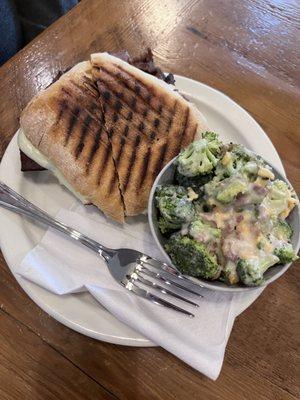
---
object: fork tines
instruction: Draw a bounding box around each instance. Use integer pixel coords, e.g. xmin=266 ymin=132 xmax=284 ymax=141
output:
xmin=130 ymin=273 xmax=199 ymax=307
xmin=122 ymin=255 xmax=204 ymax=317
xmin=123 ymin=281 xmax=196 ymax=317
xmin=139 ymin=256 xmax=204 ymax=296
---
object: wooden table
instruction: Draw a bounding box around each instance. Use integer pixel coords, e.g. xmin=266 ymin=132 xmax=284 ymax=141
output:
xmin=0 ymin=0 xmax=299 ymax=398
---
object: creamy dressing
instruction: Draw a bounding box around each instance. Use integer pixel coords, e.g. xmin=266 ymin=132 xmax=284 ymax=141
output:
xmin=200 ymin=205 xmax=274 ymax=264
xmin=158 ymin=135 xmax=298 ymax=285
xmin=18 ymin=129 xmax=88 ymax=203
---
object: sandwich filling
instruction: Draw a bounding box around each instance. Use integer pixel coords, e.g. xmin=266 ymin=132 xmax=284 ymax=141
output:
xmin=18 ymin=129 xmax=88 ymax=203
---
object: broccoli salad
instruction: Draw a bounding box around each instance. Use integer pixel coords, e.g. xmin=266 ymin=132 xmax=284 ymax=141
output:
xmin=155 ymin=132 xmax=299 ymax=286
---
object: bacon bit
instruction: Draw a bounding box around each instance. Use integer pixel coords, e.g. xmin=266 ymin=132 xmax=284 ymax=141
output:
xmin=235 ymin=193 xmax=248 ymax=206
xmin=236 ymin=214 xmax=244 ymax=223
xmin=253 ymin=184 xmax=267 ymax=196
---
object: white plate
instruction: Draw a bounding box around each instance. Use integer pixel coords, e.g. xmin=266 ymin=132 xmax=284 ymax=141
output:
xmin=0 ymin=76 xmax=284 ymax=346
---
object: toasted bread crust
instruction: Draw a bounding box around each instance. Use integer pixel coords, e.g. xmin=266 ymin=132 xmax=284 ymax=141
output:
xmin=91 ymin=53 xmax=207 ymax=215
xmin=20 ymin=61 xmax=125 ymax=222
xmin=20 ymin=53 xmax=208 ymax=221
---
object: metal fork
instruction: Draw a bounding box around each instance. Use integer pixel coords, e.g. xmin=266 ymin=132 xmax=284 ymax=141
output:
xmin=0 ymin=182 xmax=203 ymax=317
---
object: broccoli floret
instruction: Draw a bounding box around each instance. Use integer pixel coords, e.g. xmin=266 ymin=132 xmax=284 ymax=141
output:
xmin=155 ymin=185 xmax=195 ymax=231
xmin=188 ymin=219 xmax=222 ymax=268
xmin=165 ymin=234 xmax=221 ymax=280
xmin=216 ymin=178 xmax=248 ymax=204
xmin=175 ymin=170 xmax=213 ymax=193
xmin=221 ymin=261 xmax=239 ymax=285
xmin=256 ymin=235 xmax=270 ymax=250
xmin=273 ymin=220 xmax=293 ymax=241
xmin=204 ymin=174 xmax=248 ymax=204
xmin=189 ymin=219 xmax=221 ymax=242
xmin=177 ymin=132 xmax=222 ymax=177
xmin=215 ymin=144 xmax=259 ymax=180
xmin=236 ymin=255 xmax=279 ymax=286
xmin=202 ymin=131 xmax=219 ymax=141
xmin=157 ymin=217 xmax=180 ymax=235
xmin=262 ymin=179 xmax=297 ymax=219
xmin=274 ymin=243 xmax=298 ymax=264
xmin=202 ymin=131 xmax=222 ymax=154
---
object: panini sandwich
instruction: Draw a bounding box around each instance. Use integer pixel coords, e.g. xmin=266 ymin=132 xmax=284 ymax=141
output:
xmin=19 ymin=51 xmax=208 ymax=222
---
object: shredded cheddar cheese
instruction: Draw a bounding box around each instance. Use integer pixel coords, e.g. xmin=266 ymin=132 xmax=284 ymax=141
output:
xmin=221 ymin=152 xmax=231 ymax=166
xmin=258 ymin=167 xmax=275 ymax=180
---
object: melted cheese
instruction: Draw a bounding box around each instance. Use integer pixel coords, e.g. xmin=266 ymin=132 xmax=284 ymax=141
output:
xmin=18 ymin=130 xmax=88 ymax=203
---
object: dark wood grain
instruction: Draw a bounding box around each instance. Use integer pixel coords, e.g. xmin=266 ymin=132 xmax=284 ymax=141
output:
xmin=0 ymin=253 xmax=298 ymax=400
xmin=0 ymin=0 xmax=299 ymax=399
xmin=0 ymin=308 xmax=116 ymax=400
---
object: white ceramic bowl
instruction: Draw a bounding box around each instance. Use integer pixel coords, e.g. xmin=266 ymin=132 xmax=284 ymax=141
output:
xmin=148 ymin=154 xmax=300 ymax=292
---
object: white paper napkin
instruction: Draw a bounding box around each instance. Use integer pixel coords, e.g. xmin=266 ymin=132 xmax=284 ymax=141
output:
xmin=17 ymin=204 xmax=262 ymax=380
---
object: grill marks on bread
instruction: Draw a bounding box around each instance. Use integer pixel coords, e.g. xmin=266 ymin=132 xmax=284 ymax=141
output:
xmin=27 ymin=69 xmax=125 ymax=222
xmin=21 ymin=57 xmax=200 ymax=221
xmin=92 ymin=59 xmax=197 ymax=216
xmin=123 ymin=133 xmax=141 ymax=191
xmin=55 ymin=82 xmax=121 ymax=204
xmin=86 ymin=119 xmax=105 ymax=174
xmin=95 ymin=66 xmax=174 ymax=133
xmin=75 ymin=113 xmax=93 ymax=158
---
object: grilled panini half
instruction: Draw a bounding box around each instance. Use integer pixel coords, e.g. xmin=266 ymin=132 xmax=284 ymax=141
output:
xmin=19 ymin=61 xmax=125 ymax=222
xmin=91 ymin=52 xmax=208 ymax=216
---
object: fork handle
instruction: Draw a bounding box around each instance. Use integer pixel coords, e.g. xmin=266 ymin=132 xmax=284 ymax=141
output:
xmin=0 ymin=183 xmax=115 ymax=260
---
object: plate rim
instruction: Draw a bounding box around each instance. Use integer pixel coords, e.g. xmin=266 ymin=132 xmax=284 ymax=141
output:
xmin=0 ymin=74 xmax=285 ymax=345
xmin=177 ymin=75 xmax=284 ymax=174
